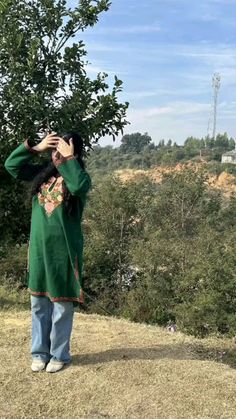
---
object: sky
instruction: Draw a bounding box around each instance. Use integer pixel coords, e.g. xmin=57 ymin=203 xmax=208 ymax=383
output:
xmin=70 ymin=0 xmax=236 ymax=147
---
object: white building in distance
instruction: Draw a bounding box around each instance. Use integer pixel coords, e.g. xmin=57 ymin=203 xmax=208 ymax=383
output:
xmin=221 ymin=150 xmax=236 ymax=164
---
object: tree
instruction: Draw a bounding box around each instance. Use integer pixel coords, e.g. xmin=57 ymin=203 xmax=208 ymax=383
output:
xmin=83 ymin=175 xmax=156 ymax=311
xmin=205 ymin=135 xmax=215 ymax=149
xmin=122 ymin=168 xmax=229 ymax=334
xmin=215 ymin=133 xmax=228 ymax=149
xmin=120 ymin=132 xmax=152 ymax=154
xmin=157 ymin=139 xmax=165 ymax=148
xmin=0 ymin=0 xmax=129 ymax=244
xmin=0 ymin=0 xmax=129 ymax=153
xmin=229 ymin=137 xmax=235 ymax=150
xmin=184 ymin=137 xmax=201 ymax=158
xmin=145 ymin=168 xmax=217 ymax=238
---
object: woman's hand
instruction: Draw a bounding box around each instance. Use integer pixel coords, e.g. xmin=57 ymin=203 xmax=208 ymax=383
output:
xmin=32 ymin=133 xmax=59 ymax=153
xmin=54 ymin=136 xmax=74 ymax=158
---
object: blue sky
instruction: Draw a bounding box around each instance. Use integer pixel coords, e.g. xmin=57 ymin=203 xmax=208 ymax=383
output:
xmin=71 ymin=0 xmax=236 ymax=147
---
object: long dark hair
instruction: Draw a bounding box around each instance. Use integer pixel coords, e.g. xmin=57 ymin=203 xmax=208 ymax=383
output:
xmin=30 ymin=132 xmax=85 ymax=217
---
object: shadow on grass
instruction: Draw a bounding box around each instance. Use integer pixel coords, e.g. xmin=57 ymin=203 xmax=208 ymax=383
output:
xmin=0 ymin=297 xmax=30 ymax=311
xmin=72 ymin=342 xmax=236 ymax=371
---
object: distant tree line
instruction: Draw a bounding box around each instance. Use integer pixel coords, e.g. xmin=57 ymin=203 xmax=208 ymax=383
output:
xmin=87 ymin=132 xmax=236 ymax=175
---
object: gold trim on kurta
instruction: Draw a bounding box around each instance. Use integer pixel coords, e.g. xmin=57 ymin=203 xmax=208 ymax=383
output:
xmin=53 ymin=155 xmax=76 ymax=168
xmin=28 ymin=288 xmax=85 ymax=303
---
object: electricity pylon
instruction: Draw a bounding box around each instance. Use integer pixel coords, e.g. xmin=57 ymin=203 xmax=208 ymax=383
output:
xmin=207 ymin=73 xmax=221 ymax=140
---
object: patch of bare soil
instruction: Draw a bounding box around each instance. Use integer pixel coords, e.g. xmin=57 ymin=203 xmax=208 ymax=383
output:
xmin=114 ymin=163 xmax=236 ymax=196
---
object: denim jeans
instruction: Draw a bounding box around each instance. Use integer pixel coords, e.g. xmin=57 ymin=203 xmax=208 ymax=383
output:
xmin=30 ymin=295 xmax=74 ymax=363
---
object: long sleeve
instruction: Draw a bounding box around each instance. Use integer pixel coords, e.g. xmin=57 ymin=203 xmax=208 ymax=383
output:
xmin=4 ymin=139 xmax=45 ymax=181
xmin=55 ymin=155 xmax=92 ymax=197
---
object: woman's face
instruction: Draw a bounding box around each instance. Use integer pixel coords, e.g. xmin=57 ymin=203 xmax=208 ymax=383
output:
xmin=51 ymin=149 xmax=58 ymax=159
xmin=51 ymin=149 xmax=61 ymax=164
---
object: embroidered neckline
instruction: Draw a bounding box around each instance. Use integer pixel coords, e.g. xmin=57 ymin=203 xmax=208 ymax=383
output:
xmin=37 ymin=176 xmax=64 ymax=216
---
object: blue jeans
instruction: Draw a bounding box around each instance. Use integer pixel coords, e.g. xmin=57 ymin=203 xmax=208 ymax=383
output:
xmin=30 ymin=295 xmax=74 ymax=363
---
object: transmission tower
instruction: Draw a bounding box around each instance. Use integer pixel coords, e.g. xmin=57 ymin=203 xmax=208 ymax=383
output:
xmin=208 ymin=73 xmax=221 ymax=140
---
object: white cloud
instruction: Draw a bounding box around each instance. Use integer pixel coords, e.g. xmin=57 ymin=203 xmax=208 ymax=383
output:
xmin=85 ymin=63 xmax=128 ymax=76
xmin=113 ymin=25 xmax=161 ymax=34
xmin=125 ymin=91 xmax=158 ymax=99
xmin=85 ymin=24 xmax=161 ymax=35
xmin=128 ymin=101 xmax=211 ymax=123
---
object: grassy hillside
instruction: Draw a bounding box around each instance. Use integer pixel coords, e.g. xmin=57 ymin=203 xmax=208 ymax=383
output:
xmin=1 ymin=310 xmax=236 ymax=418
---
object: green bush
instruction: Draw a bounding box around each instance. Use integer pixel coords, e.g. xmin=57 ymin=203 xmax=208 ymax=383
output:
xmin=0 ymin=242 xmax=28 ymax=288
xmin=205 ymin=162 xmax=236 ymax=177
xmin=0 ymin=284 xmax=30 ymax=311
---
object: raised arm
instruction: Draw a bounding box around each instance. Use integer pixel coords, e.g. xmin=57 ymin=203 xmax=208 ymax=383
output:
xmin=4 ymin=139 xmax=45 ymax=181
xmin=54 ymin=156 xmax=92 ymax=197
xmin=4 ymin=134 xmax=59 ymax=181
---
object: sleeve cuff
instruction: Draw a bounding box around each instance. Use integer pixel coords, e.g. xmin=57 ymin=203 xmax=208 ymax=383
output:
xmin=53 ymin=155 xmax=76 ymax=168
xmin=23 ymin=139 xmax=39 ymax=155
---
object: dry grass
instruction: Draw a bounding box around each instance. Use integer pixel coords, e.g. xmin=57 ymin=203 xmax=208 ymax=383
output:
xmin=1 ymin=310 xmax=236 ymax=419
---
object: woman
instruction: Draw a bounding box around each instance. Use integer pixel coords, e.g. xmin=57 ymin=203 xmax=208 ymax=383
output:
xmin=4 ymin=132 xmax=92 ymax=373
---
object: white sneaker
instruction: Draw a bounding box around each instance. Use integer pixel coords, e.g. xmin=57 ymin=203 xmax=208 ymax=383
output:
xmin=31 ymin=359 xmax=46 ymax=372
xmin=46 ymin=360 xmax=65 ymax=373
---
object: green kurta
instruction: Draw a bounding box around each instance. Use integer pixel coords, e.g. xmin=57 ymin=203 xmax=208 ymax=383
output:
xmin=4 ymin=140 xmax=92 ymax=305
